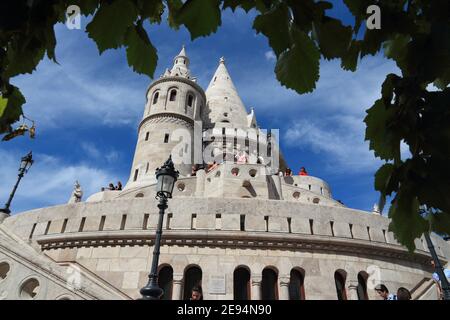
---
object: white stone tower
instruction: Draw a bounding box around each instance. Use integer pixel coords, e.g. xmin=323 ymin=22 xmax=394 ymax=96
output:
xmin=125 ymin=46 xmax=206 ymax=191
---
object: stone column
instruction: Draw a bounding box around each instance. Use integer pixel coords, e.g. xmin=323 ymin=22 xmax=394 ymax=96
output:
xmin=172 ymin=273 xmax=184 ymax=300
xmin=251 ymin=275 xmax=262 ymax=300
xmin=347 ymin=281 xmax=359 ymax=300
xmin=279 ymin=276 xmax=290 ymax=300
xmin=195 ymin=169 xmax=206 ymax=197
xmin=272 ymin=174 xmax=283 ymax=200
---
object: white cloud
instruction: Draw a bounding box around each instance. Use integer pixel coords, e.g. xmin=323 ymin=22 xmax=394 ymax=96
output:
xmin=80 ymin=142 xmax=121 ymax=164
xmin=265 ymin=51 xmax=276 ymax=61
xmin=284 ymin=115 xmax=383 ymax=174
xmin=0 ymin=149 xmax=118 ymax=213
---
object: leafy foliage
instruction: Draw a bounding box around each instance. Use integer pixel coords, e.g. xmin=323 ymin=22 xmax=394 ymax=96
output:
xmin=0 ymin=0 xmax=449 ymax=251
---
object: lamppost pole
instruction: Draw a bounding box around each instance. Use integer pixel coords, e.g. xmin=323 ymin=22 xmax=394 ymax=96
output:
xmin=140 ymin=156 xmax=178 ymax=300
xmin=140 ymin=196 xmax=168 ymax=300
xmin=0 ymin=151 xmax=33 ymax=216
xmin=424 ymin=232 xmax=450 ymax=300
xmin=420 ymin=205 xmax=450 ymax=300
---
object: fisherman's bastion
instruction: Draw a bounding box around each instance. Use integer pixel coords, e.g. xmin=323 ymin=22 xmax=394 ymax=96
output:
xmin=0 ymin=47 xmax=449 ymax=300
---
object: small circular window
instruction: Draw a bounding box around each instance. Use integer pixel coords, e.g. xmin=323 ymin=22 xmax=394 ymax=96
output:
xmin=293 ymin=192 xmax=300 ymax=199
xmin=223 ymin=112 xmax=228 ymax=117
xmin=177 ymin=182 xmax=185 ymax=192
xmin=0 ymin=262 xmax=10 ymax=280
xmin=313 ymin=197 xmax=320 ymax=204
xmin=19 ymin=278 xmax=40 ymax=299
xmin=249 ymin=169 xmax=257 ymax=177
xmin=231 ymin=168 xmax=240 ymax=176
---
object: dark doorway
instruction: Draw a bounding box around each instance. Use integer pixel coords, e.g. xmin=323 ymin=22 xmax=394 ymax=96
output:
xmin=233 ymin=267 xmax=251 ymax=300
xmin=261 ymin=268 xmax=278 ymax=300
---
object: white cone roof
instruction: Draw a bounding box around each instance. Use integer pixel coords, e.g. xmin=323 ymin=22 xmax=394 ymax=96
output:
xmin=205 ymin=57 xmax=249 ymax=127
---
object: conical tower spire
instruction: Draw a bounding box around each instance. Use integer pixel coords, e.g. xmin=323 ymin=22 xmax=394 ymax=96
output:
xmin=205 ymin=57 xmax=248 ymax=127
xmin=166 ymin=45 xmax=191 ymax=79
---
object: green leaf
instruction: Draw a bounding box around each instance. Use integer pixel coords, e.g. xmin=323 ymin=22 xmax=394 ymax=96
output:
xmin=86 ymin=0 xmax=138 ymax=53
xmin=223 ymin=0 xmax=256 ymax=12
xmin=0 ymin=87 xmax=25 ymax=134
xmin=340 ymin=40 xmax=360 ymax=71
xmin=124 ymin=24 xmax=158 ymax=77
xmin=166 ymin=0 xmax=183 ymax=29
xmin=383 ymin=34 xmax=410 ymax=71
xmin=364 ymin=99 xmax=399 ymax=161
xmin=388 ymin=192 xmax=428 ymax=252
xmin=275 ymin=27 xmax=320 ymax=94
xmin=315 ymin=17 xmax=352 ymax=60
xmin=176 ymin=0 xmax=222 ymax=40
xmin=0 ymin=97 xmax=7 ymax=118
xmin=138 ymin=0 xmax=164 ymax=23
xmin=253 ymin=3 xmax=291 ymax=57
xmin=79 ymin=0 xmax=100 ymax=15
xmin=374 ymin=163 xmax=395 ymax=194
xmin=5 ymin=38 xmax=46 ymax=78
xmin=342 ymin=0 xmax=372 ymax=34
xmin=427 ymin=211 xmax=450 ymax=236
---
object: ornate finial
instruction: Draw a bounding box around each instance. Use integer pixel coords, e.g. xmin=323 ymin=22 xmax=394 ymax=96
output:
xmin=219 ymin=56 xmax=225 ymax=64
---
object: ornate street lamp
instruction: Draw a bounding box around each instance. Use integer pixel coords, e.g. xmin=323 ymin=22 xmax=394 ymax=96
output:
xmin=140 ymin=155 xmax=179 ymax=300
xmin=0 ymin=151 xmax=33 ymax=216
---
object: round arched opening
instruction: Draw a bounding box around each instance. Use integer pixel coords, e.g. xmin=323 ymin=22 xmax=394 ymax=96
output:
xmin=313 ymin=197 xmax=320 ymax=204
xmin=231 ymin=168 xmax=240 ymax=176
xmin=0 ymin=262 xmax=10 ymax=280
xmin=135 ymin=193 xmax=144 ymax=198
xmin=293 ymin=192 xmax=300 ymax=199
xmin=249 ymin=169 xmax=257 ymax=177
xmin=19 ymin=278 xmax=40 ymax=299
xmin=177 ymin=182 xmax=185 ymax=192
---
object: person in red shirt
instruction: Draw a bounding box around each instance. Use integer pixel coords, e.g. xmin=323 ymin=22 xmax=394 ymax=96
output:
xmin=299 ymin=167 xmax=308 ymax=176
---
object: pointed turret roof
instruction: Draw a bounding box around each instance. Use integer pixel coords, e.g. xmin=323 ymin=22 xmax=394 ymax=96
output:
xmin=205 ymin=57 xmax=249 ymax=127
xmin=161 ymin=45 xmax=192 ymax=79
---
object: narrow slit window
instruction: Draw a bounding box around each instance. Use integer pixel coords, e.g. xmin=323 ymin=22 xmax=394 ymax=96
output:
xmin=264 ymin=216 xmax=269 ymax=232
xmin=191 ymin=214 xmax=197 ymax=230
xmin=79 ymin=217 xmax=86 ymax=232
xmin=166 ymin=213 xmax=173 ymax=230
xmin=215 ymin=214 xmax=222 ymax=230
xmin=120 ymin=214 xmax=127 ymax=230
xmin=44 ymin=221 xmax=51 ymax=235
xmin=330 ymin=221 xmax=335 ymax=237
xmin=287 ymin=217 xmax=292 ymax=233
xmin=99 ymin=215 xmax=106 ymax=231
xmin=309 ymin=219 xmax=314 ymax=235
xmin=164 ymin=133 xmax=169 ymax=143
xmin=152 ymin=92 xmax=159 ymax=104
xmin=143 ymin=214 xmax=149 ymax=230
xmin=29 ymin=223 xmax=37 ymax=240
xmin=382 ymin=229 xmax=387 ymax=243
xmin=349 ymin=224 xmax=354 ymax=239
xmin=61 ymin=219 xmax=68 ymax=233
xmin=133 ymin=169 xmax=139 ymax=181
xmin=367 ymin=227 xmax=371 ymax=241
xmin=145 ymin=132 xmax=149 ymax=141
xmin=169 ymin=89 xmax=177 ymax=101
xmin=240 ymin=215 xmax=245 ymax=231
xmin=187 ymin=94 xmax=194 ymax=107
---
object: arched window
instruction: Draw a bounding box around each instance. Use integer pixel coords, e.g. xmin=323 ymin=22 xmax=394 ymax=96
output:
xmin=169 ymin=89 xmax=177 ymax=101
xmin=334 ymin=270 xmax=347 ymax=300
xmin=183 ymin=266 xmax=202 ymax=300
xmin=152 ymin=91 xmax=159 ymax=104
xmin=233 ymin=266 xmax=250 ymax=300
xmin=261 ymin=267 xmax=278 ymax=300
xmin=289 ymin=268 xmax=305 ymax=300
xmin=357 ymin=271 xmax=369 ymax=300
xmin=187 ymin=94 xmax=194 ymax=107
xmin=158 ymin=265 xmax=174 ymax=300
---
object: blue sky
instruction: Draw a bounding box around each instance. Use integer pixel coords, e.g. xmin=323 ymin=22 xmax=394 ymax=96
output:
xmin=0 ymin=4 xmax=400 ymax=214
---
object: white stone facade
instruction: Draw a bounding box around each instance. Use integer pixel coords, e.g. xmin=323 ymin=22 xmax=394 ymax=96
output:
xmin=0 ymin=47 xmax=448 ymax=300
